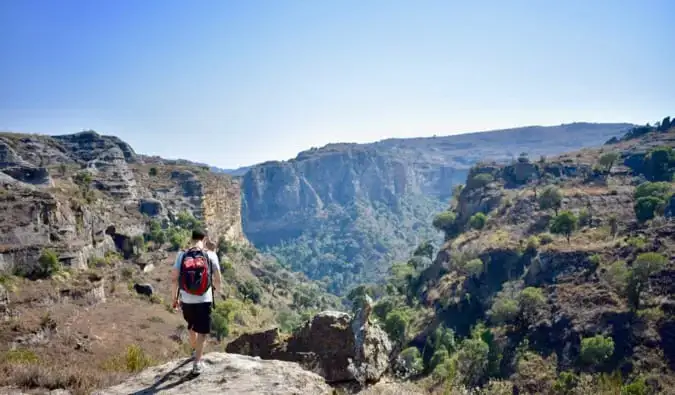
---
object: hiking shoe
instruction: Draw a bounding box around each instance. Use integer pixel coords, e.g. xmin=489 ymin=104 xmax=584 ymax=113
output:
xmin=192 ymin=361 xmax=204 ymax=375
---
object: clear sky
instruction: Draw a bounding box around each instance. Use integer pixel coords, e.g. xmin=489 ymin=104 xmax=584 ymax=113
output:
xmin=1 ymin=0 xmax=673 ymax=168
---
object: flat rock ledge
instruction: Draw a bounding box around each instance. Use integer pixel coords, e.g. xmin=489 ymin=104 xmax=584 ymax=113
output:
xmin=94 ymin=352 xmax=333 ymax=395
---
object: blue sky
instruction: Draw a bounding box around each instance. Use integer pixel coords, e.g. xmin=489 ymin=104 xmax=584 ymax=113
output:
xmin=1 ymin=0 xmax=673 ymax=168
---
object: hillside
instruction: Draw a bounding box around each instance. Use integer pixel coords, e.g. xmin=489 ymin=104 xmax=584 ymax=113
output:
xmin=0 ymin=130 xmax=338 ymax=394
xmin=241 ymin=123 xmax=634 ymax=294
xmin=357 ymin=121 xmax=675 ymax=394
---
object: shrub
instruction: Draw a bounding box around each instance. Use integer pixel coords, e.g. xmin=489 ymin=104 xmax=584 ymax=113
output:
xmin=634 ymin=196 xmax=664 ymax=222
xmin=469 ymin=212 xmax=487 ymax=230
xmin=464 ymin=258 xmax=484 ymax=278
xmin=519 ymin=287 xmax=546 ymax=321
xmin=384 ymin=309 xmax=410 ymax=343
xmin=550 ymin=211 xmax=578 ymax=243
xmin=628 ymin=252 xmax=667 ymax=310
xmin=2 ymin=349 xmax=39 ymax=364
xmin=599 ymin=152 xmax=620 ymax=173
xmin=456 ymin=338 xmax=490 ymax=387
xmin=621 ymin=377 xmax=649 ymax=395
xmin=432 ymin=211 xmax=457 ymax=233
xmin=30 ymin=249 xmax=61 ymax=279
xmin=525 ymin=236 xmax=540 ymax=253
xmin=399 ymin=347 xmax=424 ymax=375
xmin=642 ymin=146 xmax=675 ymax=182
xmin=539 ymin=186 xmax=563 ymax=214
xmin=167 ymin=227 xmax=190 ymax=251
xmin=539 ymin=233 xmax=554 ymax=245
xmin=489 ymin=295 xmax=520 ymax=324
xmin=103 ymin=344 xmax=153 ymax=373
xmin=604 ymin=260 xmax=629 ymax=295
xmin=148 ymin=167 xmax=158 ymax=176
xmin=237 ymin=280 xmax=262 ymax=304
xmin=580 ymin=335 xmax=614 ymax=367
xmin=429 ymin=348 xmax=450 ymax=370
xmin=634 ymin=181 xmax=671 ymax=200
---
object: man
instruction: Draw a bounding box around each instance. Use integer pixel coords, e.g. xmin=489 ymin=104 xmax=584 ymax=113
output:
xmin=171 ymin=228 xmax=222 ymax=374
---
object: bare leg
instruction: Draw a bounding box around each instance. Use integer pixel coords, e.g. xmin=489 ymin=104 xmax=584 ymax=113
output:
xmin=189 ymin=329 xmax=197 ymax=351
xmin=194 ymin=333 xmax=207 ymax=362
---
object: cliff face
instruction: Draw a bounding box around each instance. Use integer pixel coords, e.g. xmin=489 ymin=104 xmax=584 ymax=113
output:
xmin=241 ymin=123 xmax=633 ymax=293
xmin=0 ymin=130 xmax=245 ymax=274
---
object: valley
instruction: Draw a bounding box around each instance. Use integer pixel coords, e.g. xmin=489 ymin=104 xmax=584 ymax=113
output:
xmin=0 ymin=117 xmax=673 ymax=394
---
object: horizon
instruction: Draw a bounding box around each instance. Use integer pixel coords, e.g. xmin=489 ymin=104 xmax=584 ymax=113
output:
xmin=2 ymin=0 xmax=674 ymax=168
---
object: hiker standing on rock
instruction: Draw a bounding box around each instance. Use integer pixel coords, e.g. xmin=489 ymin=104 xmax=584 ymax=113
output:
xmin=171 ymin=228 xmax=222 ymax=375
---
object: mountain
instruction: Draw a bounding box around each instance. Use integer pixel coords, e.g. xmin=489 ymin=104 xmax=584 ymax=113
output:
xmin=0 ymin=130 xmax=338 ymax=394
xmin=241 ymin=123 xmax=634 ymax=294
xmin=353 ymin=123 xmax=675 ymax=393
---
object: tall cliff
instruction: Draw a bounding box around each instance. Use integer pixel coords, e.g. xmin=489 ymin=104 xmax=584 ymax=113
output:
xmin=242 ymin=123 xmax=634 ymax=294
xmin=0 ymin=130 xmax=246 ymax=274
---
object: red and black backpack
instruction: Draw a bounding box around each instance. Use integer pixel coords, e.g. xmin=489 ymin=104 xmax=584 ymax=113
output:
xmin=178 ymin=247 xmax=213 ymax=296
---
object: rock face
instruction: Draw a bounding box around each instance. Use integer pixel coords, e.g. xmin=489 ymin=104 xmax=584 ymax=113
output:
xmin=95 ymin=353 xmax=332 ymax=395
xmin=226 ymin=311 xmax=392 ymax=384
xmin=0 ymin=130 xmax=246 ymax=277
xmin=241 ymin=123 xmax=631 ymax=289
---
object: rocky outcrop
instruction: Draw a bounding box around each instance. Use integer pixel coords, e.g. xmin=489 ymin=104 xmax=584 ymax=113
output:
xmin=0 ymin=130 xmax=247 ymax=277
xmin=95 ymin=353 xmax=332 ymax=395
xmin=227 ymin=311 xmax=392 ymax=384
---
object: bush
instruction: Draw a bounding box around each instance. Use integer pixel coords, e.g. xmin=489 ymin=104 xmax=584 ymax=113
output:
xmin=103 ymin=344 xmax=153 ymax=373
xmin=578 ymin=209 xmax=591 ymax=227
xmin=550 ymin=211 xmax=578 ymax=243
xmin=539 ymin=233 xmax=554 ymax=245
xmin=604 ymin=260 xmax=629 ymax=295
xmin=28 ymin=249 xmax=61 ymax=279
xmin=2 ymin=349 xmax=39 ymax=364
xmin=463 ymin=258 xmax=484 ymax=278
xmin=628 ymin=252 xmax=667 ymax=310
xmin=634 ymin=196 xmax=664 ymax=223
xmin=525 ymin=236 xmax=540 ymax=253
xmin=456 ymin=338 xmax=490 ymax=387
xmin=489 ymin=295 xmax=519 ymax=324
xmin=634 ymin=181 xmax=672 ymax=200
xmin=384 ymin=309 xmax=410 ymax=343
xmin=539 ymin=186 xmax=563 ymax=214
xmin=621 ymin=377 xmax=649 ymax=395
xmin=167 ymin=227 xmax=190 ymax=251
xmin=148 ymin=167 xmax=158 ymax=176
xmin=237 ymin=280 xmax=262 ymax=304
xmin=469 ymin=212 xmax=488 ymax=230
xmin=580 ymin=335 xmax=614 ymax=367
xmin=429 ymin=348 xmax=450 ymax=370
xmin=599 ymin=152 xmax=620 ymax=172
xmin=399 ymin=347 xmax=424 ymax=375
xmin=432 ymin=211 xmax=457 ymax=232
xmin=642 ymin=146 xmax=675 ymax=182
xmin=519 ymin=287 xmax=546 ymax=321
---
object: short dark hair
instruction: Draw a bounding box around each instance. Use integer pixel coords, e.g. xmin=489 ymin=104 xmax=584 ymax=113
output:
xmin=191 ymin=228 xmax=207 ymax=241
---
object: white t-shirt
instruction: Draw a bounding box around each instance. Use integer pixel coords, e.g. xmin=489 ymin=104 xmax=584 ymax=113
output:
xmin=173 ymin=249 xmax=221 ymax=304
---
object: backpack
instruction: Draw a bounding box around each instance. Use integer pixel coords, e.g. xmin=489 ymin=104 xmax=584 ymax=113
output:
xmin=178 ymin=247 xmax=213 ymax=296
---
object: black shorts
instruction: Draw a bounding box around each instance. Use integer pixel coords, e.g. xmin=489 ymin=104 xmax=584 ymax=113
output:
xmin=181 ymin=302 xmax=212 ymax=335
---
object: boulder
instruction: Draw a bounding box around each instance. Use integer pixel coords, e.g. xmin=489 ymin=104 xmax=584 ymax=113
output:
xmin=139 ymin=198 xmax=164 ymax=217
xmin=94 ymin=353 xmax=332 ymax=395
xmin=133 ymin=283 xmax=154 ymax=296
xmin=227 ymin=310 xmax=392 ymax=384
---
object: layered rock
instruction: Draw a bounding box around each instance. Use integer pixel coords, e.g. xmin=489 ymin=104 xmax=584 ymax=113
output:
xmin=94 ymin=353 xmax=332 ymax=395
xmin=0 ymin=130 xmax=246 ymax=276
xmin=226 ymin=311 xmax=392 ymax=384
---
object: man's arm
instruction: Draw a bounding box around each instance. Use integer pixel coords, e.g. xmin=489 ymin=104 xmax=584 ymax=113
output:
xmin=211 ymin=253 xmax=222 ymax=294
xmin=171 ymin=253 xmax=181 ymax=308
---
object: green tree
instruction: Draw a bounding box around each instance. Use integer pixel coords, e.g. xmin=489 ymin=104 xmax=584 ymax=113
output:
xmin=642 ymin=146 xmax=674 ymax=181
xmin=384 ymin=309 xmax=410 ymax=344
xmin=598 ymin=152 xmax=620 ymax=173
xmin=456 ymin=337 xmax=490 ymax=387
xmin=412 ymin=241 xmax=434 ymax=260
xmin=399 ymin=347 xmax=424 ymax=375
xmin=634 ymin=196 xmax=664 ymax=223
xmin=519 ymin=287 xmax=546 ymax=323
xmin=627 ymin=253 xmax=667 ymax=310
xmin=32 ymin=249 xmax=61 ymax=279
xmin=467 ymin=173 xmax=494 ymax=189
xmin=489 ymin=295 xmax=519 ymax=324
xmin=432 ymin=211 xmax=457 ymax=236
xmin=550 ymin=211 xmax=578 ymax=243
xmin=469 ymin=212 xmax=488 ymax=230
xmin=464 ymin=258 xmax=484 ymax=278
xmin=539 ymin=186 xmax=563 ymax=214
xmin=238 ymin=280 xmax=262 ymax=304
xmin=580 ymin=335 xmax=614 ymax=367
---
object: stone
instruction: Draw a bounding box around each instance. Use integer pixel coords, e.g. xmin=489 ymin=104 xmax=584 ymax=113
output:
xmin=133 ymin=283 xmax=154 ymax=296
xmin=139 ymin=198 xmax=164 ymax=217
xmin=94 ymin=352 xmax=332 ymax=395
xmin=227 ymin=310 xmax=392 ymax=384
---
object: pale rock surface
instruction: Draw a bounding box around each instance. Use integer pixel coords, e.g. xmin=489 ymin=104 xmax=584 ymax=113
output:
xmin=94 ymin=353 xmax=332 ymax=395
